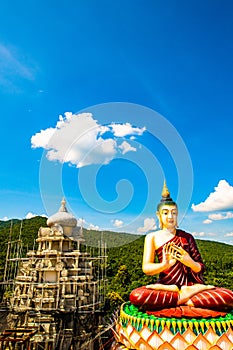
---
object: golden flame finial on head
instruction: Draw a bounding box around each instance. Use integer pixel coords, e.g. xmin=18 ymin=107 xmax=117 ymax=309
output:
xmin=157 ymin=180 xmax=176 ymax=212
xmin=161 ymin=180 xmax=170 ymax=200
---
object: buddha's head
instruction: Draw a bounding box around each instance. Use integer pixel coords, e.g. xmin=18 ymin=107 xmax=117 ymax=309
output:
xmin=156 ymin=181 xmax=178 ymax=230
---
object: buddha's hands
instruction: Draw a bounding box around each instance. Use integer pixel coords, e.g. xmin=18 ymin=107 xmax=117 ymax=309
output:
xmin=162 ymin=242 xmax=177 ymax=269
xmin=169 ymin=243 xmax=192 ymax=265
xmin=169 ymin=243 xmax=201 ymax=272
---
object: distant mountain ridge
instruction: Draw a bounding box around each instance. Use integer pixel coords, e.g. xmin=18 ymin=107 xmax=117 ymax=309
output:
xmin=0 ymin=216 xmax=233 ymax=304
xmin=0 ymin=216 xmax=141 ymax=247
xmin=1 ymin=215 xmax=232 ymax=248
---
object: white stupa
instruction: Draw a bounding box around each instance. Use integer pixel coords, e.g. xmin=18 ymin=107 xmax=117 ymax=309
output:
xmin=47 ymin=198 xmax=77 ymax=237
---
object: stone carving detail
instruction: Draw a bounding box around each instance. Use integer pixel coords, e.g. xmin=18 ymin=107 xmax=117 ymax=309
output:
xmin=51 ymin=224 xmax=63 ymax=236
xmin=8 ymin=198 xmax=107 ymax=348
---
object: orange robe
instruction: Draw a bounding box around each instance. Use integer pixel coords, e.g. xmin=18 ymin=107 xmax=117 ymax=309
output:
xmin=129 ymin=230 xmax=233 ymax=311
xmin=156 ymin=230 xmax=205 ymax=287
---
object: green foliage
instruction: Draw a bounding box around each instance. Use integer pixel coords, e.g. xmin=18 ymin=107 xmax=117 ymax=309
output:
xmin=105 ymin=291 xmax=124 ymax=311
xmin=0 ymin=218 xmax=233 ymax=315
xmin=196 ymin=239 xmax=233 ymax=289
xmin=0 ymin=217 xmax=47 ymax=282
xmin=105 ymin=236 xmax=233 ymax=314
xmin=3 ymin=286 xmax=13 ymax=302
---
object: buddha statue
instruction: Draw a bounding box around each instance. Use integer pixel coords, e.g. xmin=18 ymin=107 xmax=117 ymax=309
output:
xmin=129 ymin=182 xmax=233 ymax=312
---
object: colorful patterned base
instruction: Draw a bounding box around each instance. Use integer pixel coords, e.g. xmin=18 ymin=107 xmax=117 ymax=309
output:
xmin=111 ymin=302 xmax=233 ymax=350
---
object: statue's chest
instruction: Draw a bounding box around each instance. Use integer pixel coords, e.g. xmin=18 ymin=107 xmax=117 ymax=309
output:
xmin=154 ymin=234 xmax=176 ymax=250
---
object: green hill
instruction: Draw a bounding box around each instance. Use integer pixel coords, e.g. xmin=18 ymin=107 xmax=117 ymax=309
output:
xmin=0 ymin=216 xmax=233 ymax=311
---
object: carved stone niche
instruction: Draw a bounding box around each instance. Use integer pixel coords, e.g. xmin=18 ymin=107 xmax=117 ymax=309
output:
xmin=44 ymin=271 xmax=57 ymax=283
xmin=63 ymin=241 xmax=70 ymax=251
xmin=51 ymin=241 xmax=60 ymax=251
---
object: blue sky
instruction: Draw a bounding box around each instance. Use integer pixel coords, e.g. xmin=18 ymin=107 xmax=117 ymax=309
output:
xmin=0 ymin=1 xmax=233 ymax=245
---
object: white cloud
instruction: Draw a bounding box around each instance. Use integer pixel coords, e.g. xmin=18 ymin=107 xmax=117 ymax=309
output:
xmin=192 ymin=231 xmax=205 ymax=237
xmin=78 ymin=218 xmax=99 ymax=231
xmin=191 ymin=180 xmax=233 ymax=212
xmin=203 ymin=219 xmax=212 ymax=224
xmin=192 ymin=231 xmax=216 ymax=237
xmin=1 ymin=213 xmax=47 ymax=221
xmin=25 ymin=212 xmax=37 ymax=219
xmin=137 ymin=218 xmax=157 ymax=233
xmin=25 ymin=212 xmax=47 ymax=219
xmin=203 ymin=211 xmax=233 ymax=225
xmin=0 ymin=216 xmax=9 ymax=221
xmin=225 ymin=232 xmax=233 ymax=237
xmin=112 ymin=219 xmax=124 ymax=227
xmin=77 ymin=218 xmax=85 ymax=226
xmin=110 ymin=122 xmax=146 ymax=137
xmin=208 ymin=212 xmax=233 ymax=220
xmin=87 ymin=223 xmax=100 ymax=231
xmin=208 ymin=213 xmax=225 ymax=220
xmin=31 ymin=128 xmax=55 ymax=149
xmin=118 ymin=141 xmax=136 ymax=155
xmin=31 ymin=113 xmax=145 ymax=168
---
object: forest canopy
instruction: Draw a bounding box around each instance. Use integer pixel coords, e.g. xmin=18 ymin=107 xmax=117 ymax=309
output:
xmin=0 ymin=216 xmax=232 ymax=312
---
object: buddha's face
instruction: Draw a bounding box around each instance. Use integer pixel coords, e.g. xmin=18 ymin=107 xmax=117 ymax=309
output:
xmin=157 ymin=204 xmax=178 ymax=230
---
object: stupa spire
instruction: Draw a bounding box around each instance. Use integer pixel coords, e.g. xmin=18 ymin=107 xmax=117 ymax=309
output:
xmin=59 ymin=198 xmax=68 ymax=212
xmin=47 ymin=198 xmax=77 ymax=230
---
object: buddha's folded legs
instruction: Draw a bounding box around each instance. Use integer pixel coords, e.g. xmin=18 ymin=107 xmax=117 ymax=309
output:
xmin=189 ymin=287 xmax=233 ymax=310
xmin=129 ymin=286 xmax=179 ymax=310
xmin=129 ymin=285 xmax=233 ymax=311
xmin=178 ymin=284 xmax=215 ymax=305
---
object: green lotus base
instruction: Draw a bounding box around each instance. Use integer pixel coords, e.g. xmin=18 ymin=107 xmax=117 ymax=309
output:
xmin=111 ymin=302 xmax=233 ymax=350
